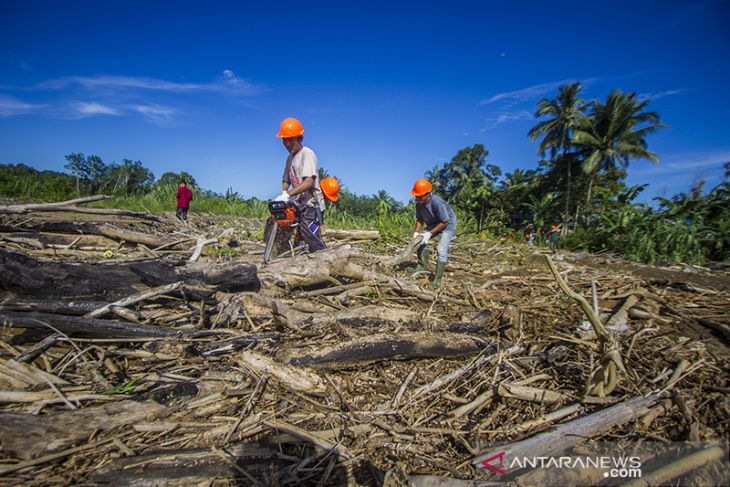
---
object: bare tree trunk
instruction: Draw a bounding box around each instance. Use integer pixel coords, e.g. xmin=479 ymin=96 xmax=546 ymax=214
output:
xmin=565 ymin=153 xmax=572 ymax=227
xmin=585 ymin=172 xmax=595 ymax=218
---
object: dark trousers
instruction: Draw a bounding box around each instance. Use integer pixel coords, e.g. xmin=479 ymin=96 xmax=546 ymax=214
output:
xmin=297 ymin=206 xmax=326 ymax=251
xmin=176 ymin=207 xmax=189 ymax=221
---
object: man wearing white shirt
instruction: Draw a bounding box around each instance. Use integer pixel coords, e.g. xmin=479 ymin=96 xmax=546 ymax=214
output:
xmin=271 ymin=117 xmax=326 ymax=252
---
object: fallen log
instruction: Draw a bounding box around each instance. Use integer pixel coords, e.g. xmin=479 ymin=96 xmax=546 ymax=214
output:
xmin=285 ymin=332 xmax=492 ymax=369
xmin=0 ymin=195 xmax=168 ymax=223
xmin=473 ymin=393 xmax=663 ymax=468
xmin=90 ymin=444 xmax=288 ymax=486
xmin=84 ymin=282 xmax=183 ymax=319
xmin=0 ymin=399 xmax=169 ymax=459
xmin=0 ymin=437 xmax=115 ymax=476
xmin=259 ymin=245 xmax=365 ymax=288
xmin=384 ymin=235 xmax=424 ymax=267
xmin=0 ymin=297 xmax=110 ymax=315
xmin=1 ymin=311 xmax=181 ymax=338
xmin=6 ymin=220 xmax=170 ymax=246
xmin=0 ymin=229 xmax=119 ymax=249
xmin=0 ymin=248 xmax=260 ymax=299
xmin=237 ymin=350 xmax=328 ymax=395
xmin=622 ymin=444 xmax=726 ymax=487
xmin=322 ymin=228 xmax=380 ymax=240
xmin=0 ymin=195 xmax=110 ymax=214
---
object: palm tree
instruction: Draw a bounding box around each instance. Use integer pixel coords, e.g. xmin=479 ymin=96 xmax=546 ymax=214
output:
xmin=528 ymin=82 xmax=587 ymax=223
xmin=424 ymin=164 xmax=444 ymax=194
xmin=572 ymin=90 xmax=666 ymax=210
xmin=376 ymin=189 xmax=398 ymax=211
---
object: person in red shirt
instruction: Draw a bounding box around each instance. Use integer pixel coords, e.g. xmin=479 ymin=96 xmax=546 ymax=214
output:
xmin=176 ymin=181 xmax=193 ymax=221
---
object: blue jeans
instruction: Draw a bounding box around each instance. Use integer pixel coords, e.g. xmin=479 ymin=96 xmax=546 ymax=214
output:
xmin=436 ymin=229 xmax=455 ymax=262
xmin=419 ymin=229 xmax=455 ymax=263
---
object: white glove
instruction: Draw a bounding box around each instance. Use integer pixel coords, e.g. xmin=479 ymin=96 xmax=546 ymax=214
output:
xmin=413 ymin=232 xmax=420 ymax=240
xmin=274 ymin=191 xmax=290 ymax=202
xmin=420 ymin=231 xmax=432 ymax=244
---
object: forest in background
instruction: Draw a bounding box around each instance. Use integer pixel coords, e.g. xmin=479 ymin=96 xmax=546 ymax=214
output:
xmin=1 ymin=83 xmax=728 ymax=264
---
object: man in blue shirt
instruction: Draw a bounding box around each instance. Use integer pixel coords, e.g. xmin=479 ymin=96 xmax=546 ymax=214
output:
xmin=411 ymin=178 xmax=457 ymax=288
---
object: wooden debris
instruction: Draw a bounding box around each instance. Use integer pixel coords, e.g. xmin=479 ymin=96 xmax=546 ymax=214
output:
xmin=285 ymin=332 xmax=493 ymax=369
xmin=237 ymin=350 xmax=328 ymax=395
xmin=0 ymin=202 xmax=727 ymax=485
xmin=473 ymin=393 xmax=663 ymax=467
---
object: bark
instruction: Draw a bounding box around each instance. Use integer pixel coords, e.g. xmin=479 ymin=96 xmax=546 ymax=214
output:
xmin=0 ymin=195 xmax=110 ymax=214
xmin=322 ymin=228 xmax=380 ymax=240
xmin=0 ymin=248 xmax=260 ymax=299
xmin=14 ymin=220 xmax=169 ymax=247
xmin=237 ymin=350 xmax=328 ymax=395
xmin=259 ymin=245 xmax=365 ymax=288
xmin=384 ymin=235 xmax=424 ymax=267
xmin=622 ymin=445 xmax=725 ymax=487
xmin=285 ymin=332 xmax=491 ymax=369
xmin=0 ymin=400 xmax=169 ymax=459
xmin=0 ymin=195 xmax=168 ymax=223
xmin=0 ymin=229 xmax=117 ymax=248
xmin=90 ymin=444 xmax=287 ymax=486
xmin=0 ymin=311 xmax=181 ymax=338
xmin=473 ymin=393 xmax=663 ymax=467
xmin=0 ymin=298 xmax=110 ymax=315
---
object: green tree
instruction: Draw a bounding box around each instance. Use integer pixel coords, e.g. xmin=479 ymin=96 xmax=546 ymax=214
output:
xmin=64 ymin=153 xmax=108 ymax=194
xmin=498 ymin=168 xmax=542 ymax=227
xmin=528 ymin=82 xmax=587 ymax=224
xmin=431 ymin=145 xmax=501 ymax=230
xmin=572 ymin=90 xmax=666 ymax=211
xmin=156 ymin=171 xmax=197 ymax=188
xmin=106 ymin=159 xmax=154 ymax=195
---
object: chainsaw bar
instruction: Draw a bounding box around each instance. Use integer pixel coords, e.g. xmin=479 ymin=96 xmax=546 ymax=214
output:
xmin=263 ymin=218 xmax=278 ymax=263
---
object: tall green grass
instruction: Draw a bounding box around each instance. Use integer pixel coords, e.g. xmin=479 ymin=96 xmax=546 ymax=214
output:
xmin=91 ymin=184 xmax=270 ymax=217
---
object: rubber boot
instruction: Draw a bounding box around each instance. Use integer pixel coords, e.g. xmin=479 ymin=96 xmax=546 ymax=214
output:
xmin=414 ymin=246 xmax=430 ymax=273
xmin=431 ymin=261 xmax=446 ymax=288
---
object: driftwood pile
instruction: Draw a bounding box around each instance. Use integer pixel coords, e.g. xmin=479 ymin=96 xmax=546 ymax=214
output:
xmin=0 ymin=197 xmax=728 ymax=486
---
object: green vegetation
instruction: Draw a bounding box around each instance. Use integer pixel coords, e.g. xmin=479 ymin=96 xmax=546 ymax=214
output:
xmin=2 ymin=83 xmax=728 ymax=264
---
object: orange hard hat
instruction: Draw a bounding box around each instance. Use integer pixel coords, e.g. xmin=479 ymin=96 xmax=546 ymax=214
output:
xmin=276 ymin=117 xmax=304 ymax=138
xmin=411 ymin=178 xmax=433 ymax=197
xmin=320 ymin=177 xmax=340 ymax=202
xmin=550 ymin=225 xmax=557 ymax=229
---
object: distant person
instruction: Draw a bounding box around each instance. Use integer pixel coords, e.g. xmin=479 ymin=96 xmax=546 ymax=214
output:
xmin=547 ymin=224 xmax=560 ymax=252
xmin=525 ymin=226 xmax=536 ymax=246
xmin=176 ymin=180 xmax=193 ymax=221
xmin=269 ymin=117 xmax=327 ymax=252
xmin=411 ymin=178 xmax=457 ymax=288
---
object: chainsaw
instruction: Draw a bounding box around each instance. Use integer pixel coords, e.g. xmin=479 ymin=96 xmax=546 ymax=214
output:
xmin=263 ymin=200 xmax=297 ymax=263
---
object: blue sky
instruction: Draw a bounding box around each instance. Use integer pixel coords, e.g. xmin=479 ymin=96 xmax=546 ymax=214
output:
xmin=1 ymin=0 xmax=729 ymax=203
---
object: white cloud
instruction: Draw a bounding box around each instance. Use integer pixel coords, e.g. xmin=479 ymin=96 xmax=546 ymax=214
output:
xmin=481 ymin=110 xmax=533 ymax=130
xmin=130 ymin=104 xmax=176 ymax=124
xmin=0 ymin=94 xmax=46 ymax=116
xmin=479 ymin=78 xmax=596 ymax=105
xmin=74 ymin=101 xmax=121 ymax=117
xmin=37 ymin=70 xmax=265 ymax=96
xmin=638 ymin=89 xmax=686 ymax=101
